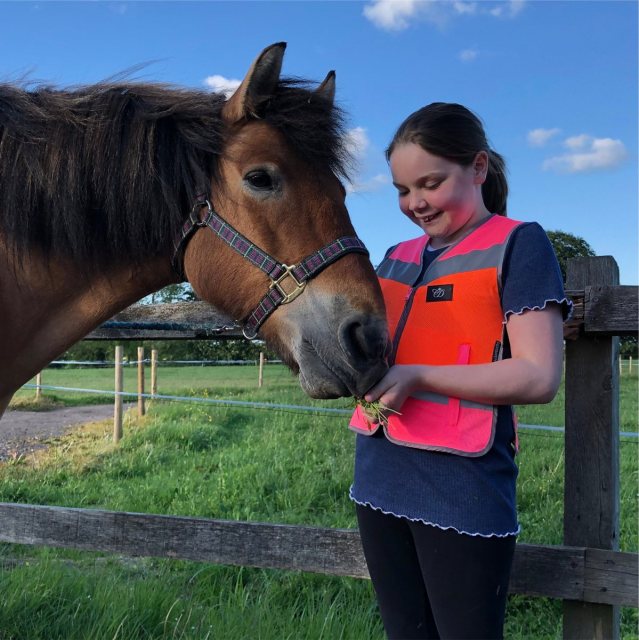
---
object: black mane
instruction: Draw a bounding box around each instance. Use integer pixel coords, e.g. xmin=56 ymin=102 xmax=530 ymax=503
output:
xmin=0 ymin=77 xmax=350 ymax=270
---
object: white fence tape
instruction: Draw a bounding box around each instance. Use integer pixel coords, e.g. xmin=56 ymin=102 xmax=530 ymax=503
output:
xmin=20 ymin=383 xmax=639 ymax=439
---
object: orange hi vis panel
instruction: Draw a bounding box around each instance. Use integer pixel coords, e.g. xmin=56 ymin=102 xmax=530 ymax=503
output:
xmin=350 ymin=215 xmax=523 ymax=456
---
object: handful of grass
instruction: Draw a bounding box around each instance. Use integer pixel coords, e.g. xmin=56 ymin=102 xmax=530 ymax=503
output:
xmin=354 ymin=398 xmax=402 ymax=427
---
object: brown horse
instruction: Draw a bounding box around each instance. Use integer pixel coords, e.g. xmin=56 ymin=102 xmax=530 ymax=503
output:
xmin=0 ymin=43 xmax=389 ymax=417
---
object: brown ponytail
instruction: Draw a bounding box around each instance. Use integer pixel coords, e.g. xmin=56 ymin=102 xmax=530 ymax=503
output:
xmin=484 ymin=149 xmax=508 ymax=216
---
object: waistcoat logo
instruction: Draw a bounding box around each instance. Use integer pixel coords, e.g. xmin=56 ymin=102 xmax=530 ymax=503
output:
xmin=426 ymin=284 xmax=453 ymax=302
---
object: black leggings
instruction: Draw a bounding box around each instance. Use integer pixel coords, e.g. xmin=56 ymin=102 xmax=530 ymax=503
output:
xmin=356 ymin=504 xmax=516 ymax=640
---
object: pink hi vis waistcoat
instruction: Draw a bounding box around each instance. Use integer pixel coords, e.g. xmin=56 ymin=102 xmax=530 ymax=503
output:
xmin=350 ymin=215 xmax=523 ymax=456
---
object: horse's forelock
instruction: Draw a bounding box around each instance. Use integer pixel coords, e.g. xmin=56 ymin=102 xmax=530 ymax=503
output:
xmin=261 ymin=79 xmax=354 ymax=183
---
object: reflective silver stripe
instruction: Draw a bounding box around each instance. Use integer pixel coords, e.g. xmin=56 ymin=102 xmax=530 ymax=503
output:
xmin=377 ymin=259 xmax=422 ymax=283
xmin=383 ymin=418 xmax=497 ymax=458
xmin=381 ymin=243 xmax=506 ymax=287
xmin=410 ymin=390 xmax=492 ymax=412
xmin=426 ymin=243 xmax=508 ymax=281
xmin=378 ymin=221 xmax=521 ymax=286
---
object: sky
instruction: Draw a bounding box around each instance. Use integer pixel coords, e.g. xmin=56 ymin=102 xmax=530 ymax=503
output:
xmin=1 ymin=0 xmax=637 ymax=284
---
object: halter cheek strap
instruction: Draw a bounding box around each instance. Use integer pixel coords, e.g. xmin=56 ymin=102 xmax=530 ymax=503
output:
xmin=172 ymin=198 xmax=369 ymax=339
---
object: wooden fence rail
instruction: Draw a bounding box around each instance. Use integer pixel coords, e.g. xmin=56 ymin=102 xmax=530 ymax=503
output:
xmin=0 ymin=503 xmax=635 ymax=608
xmin=2 ymin=256 xmax=638 ymax=639
xmin=85 ymin=287 xmax=636 ymax=340
xmin=86 ymin=301 xmax=242 ymax=340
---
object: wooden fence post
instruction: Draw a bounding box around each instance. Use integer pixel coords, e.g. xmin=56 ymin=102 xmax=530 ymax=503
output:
xmin=258 ymin=352 xmax=265 ymax=388
xmin=137 ymin=346 xmax=145 ymax=417
xmin=35 ymin=372 xmax=42 ymax=401
xmin=151 ymin=349 xmax=158 ymax=397
xmin=113 ymin=346 xmax=123 ymax=444
xmin=563 ymin=256 xmax=620 ymax=640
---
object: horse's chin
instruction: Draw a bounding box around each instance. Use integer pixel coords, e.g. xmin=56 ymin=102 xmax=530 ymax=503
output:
xmin=264 ymin=315 xmax=389 ymax=400
xmin=298 ymin=360 xmax=351 ymax=399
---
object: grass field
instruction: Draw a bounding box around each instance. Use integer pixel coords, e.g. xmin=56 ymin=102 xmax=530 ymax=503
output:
xmin=2 ymin=364 xmax=638 ymax=639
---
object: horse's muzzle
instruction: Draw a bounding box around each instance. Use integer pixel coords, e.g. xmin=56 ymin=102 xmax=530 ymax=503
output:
xmin=337 ymin=313 xmax=390 ymax=391
xmin=294 ymin=311 xmax=389 ymax=399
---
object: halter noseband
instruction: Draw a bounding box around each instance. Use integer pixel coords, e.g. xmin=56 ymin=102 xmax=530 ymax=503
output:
xmin=172 ymin=196 xmax=369 ymax=340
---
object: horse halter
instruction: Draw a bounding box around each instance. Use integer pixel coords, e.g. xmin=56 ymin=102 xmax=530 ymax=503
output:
xmin=172 ymin=196 xmax=369 ymax=340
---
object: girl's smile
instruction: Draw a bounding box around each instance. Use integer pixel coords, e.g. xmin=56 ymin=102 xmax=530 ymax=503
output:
xmin=389 ymin=143 xmax=491 ymax=248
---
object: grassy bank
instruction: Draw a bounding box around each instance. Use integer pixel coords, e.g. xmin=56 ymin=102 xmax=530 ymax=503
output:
xmin=2 ymin=365 xmax=637 ymax=639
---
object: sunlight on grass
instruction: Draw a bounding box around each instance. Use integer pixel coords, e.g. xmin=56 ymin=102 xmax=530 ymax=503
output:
xmin=1 ymin=364 xmax=637 ymax=638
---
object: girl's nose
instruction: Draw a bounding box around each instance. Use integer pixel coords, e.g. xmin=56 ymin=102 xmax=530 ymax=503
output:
xmin=409 ymin=194 xmax=427 ymax=213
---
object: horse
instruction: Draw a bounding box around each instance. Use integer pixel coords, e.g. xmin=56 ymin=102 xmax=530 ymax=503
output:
xmin=0 ymin=42 xmax=389 ymax=418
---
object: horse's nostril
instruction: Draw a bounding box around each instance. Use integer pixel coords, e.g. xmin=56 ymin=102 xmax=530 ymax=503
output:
xmin=339 ymin=315 xmax=388 ymax=365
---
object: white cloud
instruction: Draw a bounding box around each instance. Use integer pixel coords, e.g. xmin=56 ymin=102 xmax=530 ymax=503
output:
xmin=490 ymin=0 xmax=526 ymax=18
xmin=453 ymin=1 xmax=478 ymax=15
xmin=344 ymin=127 xmax=371 ymax=161
xmin=203 ymin=75 xmax=241 ymax=97
xmin=364 ymin=0 xmax=525 ymax=30
xmin=543 ymin=136 xmax=628 ymax=173
xmin=527 ymin=127 xmax=561 ymax=147
xmin=343 ymin=127 xmax=389 ymax=193
xmin=347 ymin=174 xmax=390 ymax=194
xmin=563 ymin=134 xmax=591 ymax=150
xmin=459 ymin=49 xmax=479 ymax=62
xmin=363 ymin=0 xmax=424 ymax=31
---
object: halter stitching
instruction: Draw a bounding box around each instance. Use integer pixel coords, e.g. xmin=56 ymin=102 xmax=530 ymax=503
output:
xmin=172 ymin=199 xmax=369 ymax=339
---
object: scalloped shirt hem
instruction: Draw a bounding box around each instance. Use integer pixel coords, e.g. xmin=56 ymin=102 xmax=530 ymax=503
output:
xmin=350 ymin=487 xmax=521 ymax=539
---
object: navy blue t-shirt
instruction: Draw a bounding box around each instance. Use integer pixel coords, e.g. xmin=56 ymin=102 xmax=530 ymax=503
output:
xmin=350 ymin=221 xmax=572 ymax=537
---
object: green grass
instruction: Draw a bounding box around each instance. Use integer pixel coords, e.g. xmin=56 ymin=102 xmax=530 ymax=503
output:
xmin=2 ymin=365 xmax=638 ymax=639
xmin=11 ymin=363 xmax=638 ymax=432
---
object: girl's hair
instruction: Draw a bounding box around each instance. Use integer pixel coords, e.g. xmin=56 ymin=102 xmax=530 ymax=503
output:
xmin=385 ymin=102 xmax=508 ymax=215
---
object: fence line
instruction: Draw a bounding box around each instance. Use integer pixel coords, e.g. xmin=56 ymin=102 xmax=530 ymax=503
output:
xmin=48 ymin=358 xmax=283 ymax=367
xmin=0 ymin=502 xmax=635 ymax=608
xmin=19 ymin=383 xmax=639 ymax=440
xmin=43 ymin=357 xmax=638 ymax=373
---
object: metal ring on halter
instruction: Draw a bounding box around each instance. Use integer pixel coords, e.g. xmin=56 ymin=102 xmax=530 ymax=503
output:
xmin=190 ymin=199 xmax=212 ymax=226
xmin=242 ymin=325 xmax=259 ymax=341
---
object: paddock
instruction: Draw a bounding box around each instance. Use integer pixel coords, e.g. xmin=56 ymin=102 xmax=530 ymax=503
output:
xmin=1 ymin=255 xmax=637 ymax=639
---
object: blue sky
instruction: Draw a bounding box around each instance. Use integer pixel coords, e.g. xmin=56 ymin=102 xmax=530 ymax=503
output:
xmin=1 ymin=0 xmax=637 ymax=284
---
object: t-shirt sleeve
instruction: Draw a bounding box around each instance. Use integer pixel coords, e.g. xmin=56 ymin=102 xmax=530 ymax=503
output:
xmin=501 ymin=222 xmax=573 ymax=321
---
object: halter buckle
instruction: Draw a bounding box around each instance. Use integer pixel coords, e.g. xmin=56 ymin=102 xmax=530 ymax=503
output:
xmin=270 ymin=264 xmax=306 ymax=304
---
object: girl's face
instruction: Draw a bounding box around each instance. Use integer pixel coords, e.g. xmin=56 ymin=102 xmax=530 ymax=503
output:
xmin=389 ymin=143 xmax=490 ymax=248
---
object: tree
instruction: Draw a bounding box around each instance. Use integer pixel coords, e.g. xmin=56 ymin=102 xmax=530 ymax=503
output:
xmin=145 ymin=283 xmax=197 ymax=304
xmin=545 ymin=230 xmax=596 ymax=283
xmin=546 ymin=230 xmax=636 ymax=357
xmin=620 ymin=336 xmax=638 ymax=358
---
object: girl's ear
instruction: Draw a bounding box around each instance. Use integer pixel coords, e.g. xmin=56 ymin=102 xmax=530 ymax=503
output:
xmin=473 ymin=151 xmax=489 ymax=184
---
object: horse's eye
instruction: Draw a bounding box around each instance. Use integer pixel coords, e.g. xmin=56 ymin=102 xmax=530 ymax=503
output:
xmin=245 ymin=170 xmax=274 ymax=191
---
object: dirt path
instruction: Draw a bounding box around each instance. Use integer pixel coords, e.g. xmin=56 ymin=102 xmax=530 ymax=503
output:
xmin=0 ymin=404 xmax=133 ymax=460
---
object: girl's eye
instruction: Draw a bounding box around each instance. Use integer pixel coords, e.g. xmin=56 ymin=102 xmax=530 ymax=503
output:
xmin=425 ymin=181 xmax=442 ymax=190
xmin=245 ymin=170 xmax=274 ymax=191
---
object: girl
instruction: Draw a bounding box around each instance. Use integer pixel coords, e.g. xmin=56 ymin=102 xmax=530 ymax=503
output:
xmin=349 ymin=103 xmax=571 ymax=639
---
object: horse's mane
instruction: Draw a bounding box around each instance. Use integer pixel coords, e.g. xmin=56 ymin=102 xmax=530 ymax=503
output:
xmin=0 ymin=77 xmax=350 ymax=270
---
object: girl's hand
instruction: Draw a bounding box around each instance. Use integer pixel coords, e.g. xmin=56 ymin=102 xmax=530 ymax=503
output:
xmin=364 ymin=365 xmax=426 ymax=413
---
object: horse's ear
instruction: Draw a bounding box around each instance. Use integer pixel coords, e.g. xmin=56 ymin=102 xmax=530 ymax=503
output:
xmin=222 ymin=42 xmax=286 ymax=123
xmin=315 ymin=71 xmax=336 ymax=105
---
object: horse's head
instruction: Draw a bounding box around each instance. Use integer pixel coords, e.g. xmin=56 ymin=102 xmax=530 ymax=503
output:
xmin=183 ymin=43 xmax=389 ymax=399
